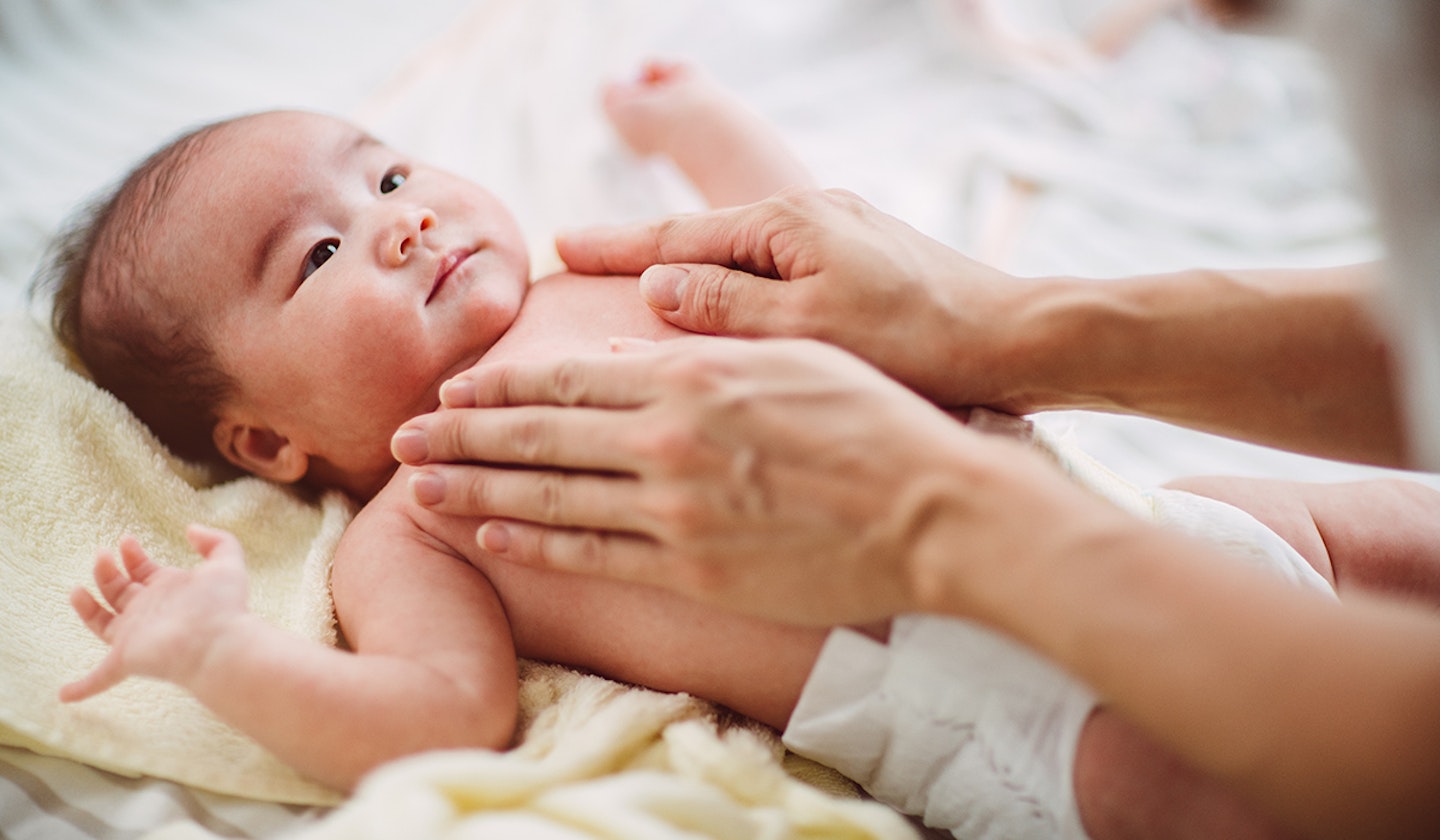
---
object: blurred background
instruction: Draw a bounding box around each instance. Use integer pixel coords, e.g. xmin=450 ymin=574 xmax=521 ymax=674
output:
xmin=2 ymin=0 xmax=1418 ymax=487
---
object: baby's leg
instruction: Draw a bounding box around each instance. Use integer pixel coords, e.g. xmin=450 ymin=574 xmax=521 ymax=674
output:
xmin=785 ymin=616 xmax=1300 ymax=839
xmin=1165 ymin=476 xmax=1440 ymax=604
xmin=1075 ymin=709 xmax=1301 ymax=840
xmin=1065 ymin=473 xmax=1440 ymax=838
xmin=603 ymin=59 xmax=814 ymax=207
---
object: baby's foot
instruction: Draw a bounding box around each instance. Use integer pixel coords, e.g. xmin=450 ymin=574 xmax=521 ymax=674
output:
xmin=602 ymin=59 xmax=746 ymax=158
xmin=603 ymin=58 xmax=814 ymax=207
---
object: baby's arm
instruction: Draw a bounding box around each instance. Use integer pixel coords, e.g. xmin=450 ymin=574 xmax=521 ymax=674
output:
xmin=63 ymin=504 xmax=518 ymax=792
xmin=604 ymin=60 xmax=815 ymax=208
xmin=1166 ymin=475 xmax=1440 ymax=604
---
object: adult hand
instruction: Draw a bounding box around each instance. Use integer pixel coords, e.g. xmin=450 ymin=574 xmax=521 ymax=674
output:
xmin=392 ymin=336 xmax=1091 ymax=626
xmin=556 ymin=188 xmax=1042 ymax=412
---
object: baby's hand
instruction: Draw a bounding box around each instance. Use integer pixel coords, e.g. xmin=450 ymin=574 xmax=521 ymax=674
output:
xmin=60 ymin=525 xmax=252 ymax=702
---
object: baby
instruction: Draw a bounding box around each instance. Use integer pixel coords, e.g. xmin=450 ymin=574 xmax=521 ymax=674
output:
xmin=41 ymin=62 xmax=1424 ymax=840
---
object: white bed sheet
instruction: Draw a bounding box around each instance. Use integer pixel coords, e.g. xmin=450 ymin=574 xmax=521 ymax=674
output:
xmin=2 ymin=0 xmax=1435 ymax=837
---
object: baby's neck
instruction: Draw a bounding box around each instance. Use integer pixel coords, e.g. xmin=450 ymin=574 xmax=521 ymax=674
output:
xmin=304 ymin=453 xmax=402 ymax=504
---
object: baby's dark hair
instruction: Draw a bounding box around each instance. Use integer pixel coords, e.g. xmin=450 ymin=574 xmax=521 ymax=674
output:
xmin=33 ymin=118 xmax=238 ymax=465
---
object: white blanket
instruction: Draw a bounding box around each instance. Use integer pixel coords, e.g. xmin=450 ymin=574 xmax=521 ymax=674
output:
xmin=0 ymin=2 xmax=1424 ymax=838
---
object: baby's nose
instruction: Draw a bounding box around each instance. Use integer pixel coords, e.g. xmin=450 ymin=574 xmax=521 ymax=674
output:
xmin=381 ymin=207 xmax=437 ymax=266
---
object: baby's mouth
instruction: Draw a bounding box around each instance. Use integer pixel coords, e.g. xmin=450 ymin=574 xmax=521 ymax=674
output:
xmin=428 ymin=248 xmax=475 ymax=304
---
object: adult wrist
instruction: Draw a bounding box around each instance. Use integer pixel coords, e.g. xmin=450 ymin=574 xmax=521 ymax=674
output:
xmin=972 ymin=274 xmax=1114 ymax=414
xmin=902 ymin=435 xmax=1142 ymax=635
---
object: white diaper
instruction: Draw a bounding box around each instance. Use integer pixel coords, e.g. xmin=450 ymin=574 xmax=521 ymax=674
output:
xmin=780 ymin=488 xmax=1333 ymax=839
xmin=782 ymin=615 xmax=1096 ymax=839
xmin=1142 ymin=487 xmax=1337 ymax=597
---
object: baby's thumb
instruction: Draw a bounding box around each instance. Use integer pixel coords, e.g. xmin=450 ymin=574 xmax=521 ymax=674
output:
xmin=185 ymin=524 xmax=246 ymax=569
xmin=639 ymin=264 xmax=789 ymax=337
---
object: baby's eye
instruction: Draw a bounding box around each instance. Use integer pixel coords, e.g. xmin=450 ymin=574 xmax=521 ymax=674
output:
xmin=379 ymin=169 xmax=407 ymax=194
xmin=302 ymin=239 xmax=339 ymax=281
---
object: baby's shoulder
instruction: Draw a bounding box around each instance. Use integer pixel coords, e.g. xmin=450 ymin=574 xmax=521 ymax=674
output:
xmin=338 ymin=466 xmax=488 ymax=568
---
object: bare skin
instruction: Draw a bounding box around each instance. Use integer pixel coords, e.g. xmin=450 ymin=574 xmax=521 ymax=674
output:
xmin=61 ymin=57 xmax=1382 ymax=840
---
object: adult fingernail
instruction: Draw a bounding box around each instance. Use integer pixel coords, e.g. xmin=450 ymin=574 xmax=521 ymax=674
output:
xmin=440 ymin=377 xmax=478 ymax=407
xmin=608 ymin=336 xmax=658 ymax=353
xmin=391 ymin=428 xmax=429 ymax=463
xmin=479 ymin=521 xmax=510 ymax=553
xmin=640 ymin=265 xmax=687 ymax=311
xmin=409 ymin=470 xmax=446 ymax=506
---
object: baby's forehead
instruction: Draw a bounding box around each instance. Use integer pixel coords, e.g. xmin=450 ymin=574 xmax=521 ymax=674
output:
xmin=199 ymin=111 xmax=374 ymax=178
xmin=138 ymin=113 xmax=370 ymax=293
xmin=170 ymin=111 xmax=376 ymax=231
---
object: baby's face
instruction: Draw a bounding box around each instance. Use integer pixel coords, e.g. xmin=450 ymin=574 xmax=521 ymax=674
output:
xmin=162 ymin=111 xmax=529 ymax=492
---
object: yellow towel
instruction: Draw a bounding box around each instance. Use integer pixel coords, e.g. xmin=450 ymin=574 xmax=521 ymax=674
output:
xmin=0 ymin=313 xmax=353 ymax=806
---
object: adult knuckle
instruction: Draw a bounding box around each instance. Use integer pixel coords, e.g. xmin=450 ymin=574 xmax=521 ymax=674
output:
xmin=635 ymin=421 xmax=701 ymax=472
xmin=535 ymin=471 xmax=566 ymax=524
xmin=458 ymin=469 xmax=496 ymax=513
xmin=654 ymin=217 xmax=690 ymax=264
xmin=660 ymin=351 xmax=729 ymax=395
xmin=507 ymin=413 xmax=550 ymax=462
xmin=550 ymin=358 xmax=588 ymax=406
xmin=537 ymin=527 xmax=607 ymax=575
xmin=570 ymin=529 xmax=608 ymax=573
xmin=691 ymin=270 xmax=732 ymax=329
xmin=648 ymin=492 xmax=711 ymax=541
xmin=425 ymin=413 xmax=473 ymax=460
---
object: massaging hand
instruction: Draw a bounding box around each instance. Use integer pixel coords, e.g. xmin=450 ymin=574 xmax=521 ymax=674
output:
xmin=393 ymin=335 xmax=1088 ymax=626
xmin=556 ymin=188 xmax=1037 ymax=412
xmin=60 ymin=526 xmax=253 ymax=702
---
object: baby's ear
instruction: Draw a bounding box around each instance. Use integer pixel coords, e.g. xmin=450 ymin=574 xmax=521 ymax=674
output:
xmin=213 ymin=421 xmax=309 ymax=483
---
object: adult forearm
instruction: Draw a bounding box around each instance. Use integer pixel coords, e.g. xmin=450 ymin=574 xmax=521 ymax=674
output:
xmin=908 ymin=458 xmax=1440 ymax=839
xmin=991 ymin=263 xmax=1407 ymax=466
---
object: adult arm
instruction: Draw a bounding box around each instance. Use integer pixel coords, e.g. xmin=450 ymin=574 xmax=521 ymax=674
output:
xmin=557 ymin=189 xmax=1408 ymax=467
xmin=396 ymin=338 xmax=1440 ymax=840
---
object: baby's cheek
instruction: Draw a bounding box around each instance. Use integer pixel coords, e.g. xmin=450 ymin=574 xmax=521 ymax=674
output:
xmin=478 ymin=270 xmax=528 ymax=344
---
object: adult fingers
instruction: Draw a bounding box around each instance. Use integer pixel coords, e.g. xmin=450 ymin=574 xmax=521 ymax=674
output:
xmin=407 ymin=465 xmax=651 ymax=532
xmin=439 ymin=353 xmax=668 ymax=411
xmin=395 ymin=405 xmax=647 ymax=473
xmin=638 ymin=263 xmax=796 ymax=337
xmin=474 ymin=519 xmax=676 ymax=586
xmin=555 ymin=203 xmax=763 ymax=277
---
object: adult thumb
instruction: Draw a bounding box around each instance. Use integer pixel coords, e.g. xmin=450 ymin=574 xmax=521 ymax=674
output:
xmin=639 ymin=263 xmax=788 ymax=336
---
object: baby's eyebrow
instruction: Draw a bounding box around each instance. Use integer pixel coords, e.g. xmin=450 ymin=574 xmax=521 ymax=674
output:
xmin=251 ymin=213 xmax=298 ymax=288
xmin=247 ymin=130 xmax=383 ymax=286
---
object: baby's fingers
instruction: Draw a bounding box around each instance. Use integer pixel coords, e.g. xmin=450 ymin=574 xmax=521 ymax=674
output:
xmin=117 ymin=535 xmax=162 ymax=583
xmin=90 ymin=550 xmax=135 ymax=611
xmin=70 ymin=586 xmax=115 ymax=641
xmin=58 ymin=651 xmax=125 ymax=703
xmin=185 ymin=524 xmax=245 ymax=569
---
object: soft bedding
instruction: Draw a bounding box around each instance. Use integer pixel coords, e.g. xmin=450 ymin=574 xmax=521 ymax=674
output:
xmin=2 ymin=0 xmax=1433 ymax=838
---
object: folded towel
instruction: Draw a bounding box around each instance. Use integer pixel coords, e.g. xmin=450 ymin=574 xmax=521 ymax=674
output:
xmin=0 ymin=312 xmax=353 ymax=806
xmin=0 ymin=312 xmax=880 ymax=825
